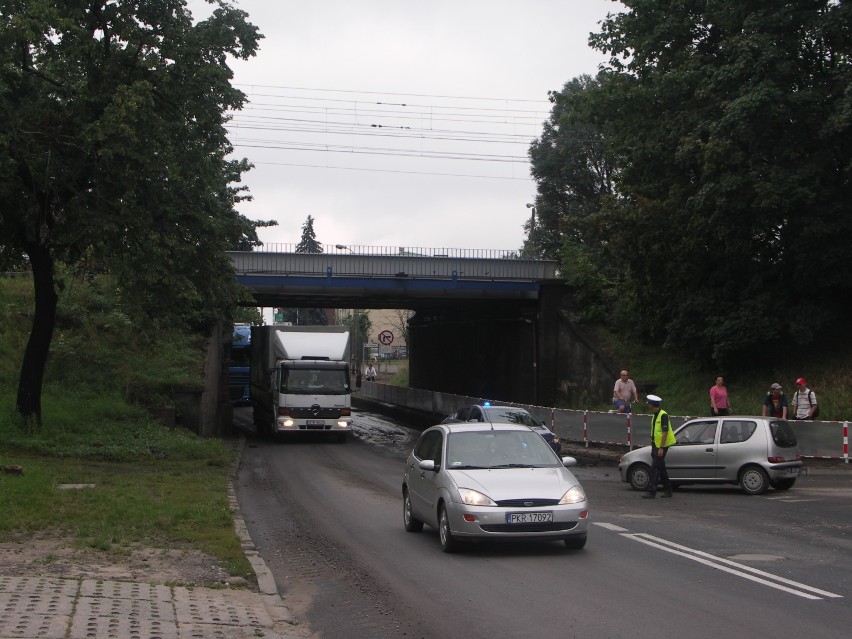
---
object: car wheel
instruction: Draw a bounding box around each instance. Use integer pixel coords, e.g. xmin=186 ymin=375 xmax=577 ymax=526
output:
xmin=739 ymin=466 xmax=770 ymax=495
xmin=771 ymin=477 xmax=797 ymax=491
xmin=564 ymin=533 xmax=587 ymax=550
xmin=627 ymin=463 xmax=651 ymax=491
xmin=403 ymin=489 xmax=423 ymax=532
xmin=438 ymin=504 xmax=458 ymax=553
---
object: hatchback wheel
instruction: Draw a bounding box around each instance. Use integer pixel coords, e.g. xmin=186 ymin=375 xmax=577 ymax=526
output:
xmin=771 ymin=477 xmax=797 ymax=491
xmin=627 ymin=463 xmax=651 ymax=491
xmin=403 ymin=489 xmax=423 ymax=532
xmin=739 ymin=466 xmax=769 ymax=495
xmin=438 ymin=504 xmax=458 ymax=553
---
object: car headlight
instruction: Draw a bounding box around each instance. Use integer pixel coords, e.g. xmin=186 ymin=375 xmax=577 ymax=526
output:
xmin=458 ymin=488 xmax=496 ymax=506
xmin=559 ymin=486 xmax=586 ymax=505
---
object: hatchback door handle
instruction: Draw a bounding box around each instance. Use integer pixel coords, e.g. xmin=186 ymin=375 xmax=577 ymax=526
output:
xmin=705 ymin=448 xmax=714 ymax=452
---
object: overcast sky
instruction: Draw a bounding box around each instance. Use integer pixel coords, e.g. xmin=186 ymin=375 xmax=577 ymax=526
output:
xmin=193 ymin=0 xmax=623 ymax=252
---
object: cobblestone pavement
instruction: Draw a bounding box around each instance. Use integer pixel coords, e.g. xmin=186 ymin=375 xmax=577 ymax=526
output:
xmin=0 ymin=574 xmax=299 ymax=639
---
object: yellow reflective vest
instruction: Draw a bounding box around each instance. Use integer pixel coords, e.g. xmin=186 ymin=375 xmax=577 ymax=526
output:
xmin=652 ymin=410 xmax=677 ymax=448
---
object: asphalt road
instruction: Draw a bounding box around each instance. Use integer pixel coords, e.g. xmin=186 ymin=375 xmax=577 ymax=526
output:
xmin=233 ymin=408 xmax=852 ymax=639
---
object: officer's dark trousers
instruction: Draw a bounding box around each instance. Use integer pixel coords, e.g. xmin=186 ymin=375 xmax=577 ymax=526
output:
xmin=648 ymin=446 xmax=672 ymax=495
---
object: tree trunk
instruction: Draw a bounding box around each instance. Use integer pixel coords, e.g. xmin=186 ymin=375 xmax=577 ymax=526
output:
xmin=16 ymin=242 xmax=58 ymax=426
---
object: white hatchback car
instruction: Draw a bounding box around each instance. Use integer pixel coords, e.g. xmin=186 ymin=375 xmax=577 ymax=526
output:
xmin=618 ymin=416 xmax=802 ymax=495
xmin=402 ymin=423 xmax=589 ymax=552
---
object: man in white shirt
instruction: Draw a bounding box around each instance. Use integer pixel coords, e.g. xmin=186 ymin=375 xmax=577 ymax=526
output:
xmin=792 ymin=377 xmax=818 ymax=420
xmin=612 ymin=370 xmax=639 ymax=414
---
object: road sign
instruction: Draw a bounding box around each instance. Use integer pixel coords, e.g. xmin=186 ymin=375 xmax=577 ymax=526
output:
xmin=378 ymin=330 xmax=394 ymax=346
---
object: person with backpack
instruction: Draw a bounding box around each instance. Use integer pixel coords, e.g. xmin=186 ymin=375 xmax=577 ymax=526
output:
xmin=792 ymin=377 xmax=819 ymax=421
xmin=761 ymin=383 xmax=788 ymax=419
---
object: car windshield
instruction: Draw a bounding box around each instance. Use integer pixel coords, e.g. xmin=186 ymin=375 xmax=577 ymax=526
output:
xmin=446 ymin=430 xmax=558 ymax=469
xmin=483 ymin=408 xmax=543 ymax=427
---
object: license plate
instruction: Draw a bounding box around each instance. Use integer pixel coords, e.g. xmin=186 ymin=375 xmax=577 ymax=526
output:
xmin=306 ymin=420 xmax=325 ymax=426
xmin=506 ymin=512 xmax=552 ymax=524
xmin=786 ymin=467 xmax=799 ymax=476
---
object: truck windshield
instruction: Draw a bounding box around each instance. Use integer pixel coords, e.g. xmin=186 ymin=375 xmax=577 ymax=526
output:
xmin=280 ymin=368 xmax=350 ymax=394
xmin=230 ymin=347 xmax=251 ymax=367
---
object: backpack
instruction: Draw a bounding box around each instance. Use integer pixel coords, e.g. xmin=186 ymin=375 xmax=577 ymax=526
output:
xmin=795 ymin=390 xmax=819 ymax=419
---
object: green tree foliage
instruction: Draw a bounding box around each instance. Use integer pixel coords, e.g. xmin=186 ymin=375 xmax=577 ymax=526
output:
xmin=532 ymin=0 xmax=852 ymax=367
xmin=232 ymin=306 xmax=263 ymax=325
xmin=296 ymin=215 xmax=323 ymax=253
xmin=280 ymin=307 xmax=329 ymax=326
xmin=287 ymin=215 xmax=328 ymax=325
xmin=528 ymin=75 xmax=621 ymax=322
xmin=0 ymin=0 xmax=263 ymax=422
xmin=337 ymin=310 xmax=372 ymax=362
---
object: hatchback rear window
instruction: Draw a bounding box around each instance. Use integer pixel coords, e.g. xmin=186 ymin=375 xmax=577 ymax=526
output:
xmin=769 ymin=420 xmax=798 ymax=447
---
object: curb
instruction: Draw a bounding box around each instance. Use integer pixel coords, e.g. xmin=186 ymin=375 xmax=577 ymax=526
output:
xmin=228 ymin=435 xmax=298 ymax=628
xmin=561 ymin=444 xmax=622 ymax=466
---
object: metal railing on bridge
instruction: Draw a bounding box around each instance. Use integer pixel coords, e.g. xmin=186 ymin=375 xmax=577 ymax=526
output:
xmin=229 ymin=243 xmax=558 ymax=281
xmin=257 ymin=243 xmax=523 ymax=259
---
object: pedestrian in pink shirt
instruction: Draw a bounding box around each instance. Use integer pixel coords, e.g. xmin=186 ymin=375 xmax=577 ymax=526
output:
xmin=710 ymin=376 xmax=731 ymax=416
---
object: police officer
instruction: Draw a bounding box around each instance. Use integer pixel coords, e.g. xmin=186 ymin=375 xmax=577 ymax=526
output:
xmin=643 ymin=394 xmax=675 ymax=499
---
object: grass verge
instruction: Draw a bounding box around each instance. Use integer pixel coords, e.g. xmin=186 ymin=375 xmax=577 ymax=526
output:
xmin=1 ymin=273 xmax=252 ymax=583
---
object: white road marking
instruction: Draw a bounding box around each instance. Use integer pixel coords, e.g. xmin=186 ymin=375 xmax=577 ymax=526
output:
xmin=593 ymin=522 xmax=629 ymax=532
xmin=592 ymin=523 xmax=843 ymax=600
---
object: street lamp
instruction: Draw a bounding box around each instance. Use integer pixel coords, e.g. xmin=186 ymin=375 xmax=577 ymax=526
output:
xmin=525 ymin=203 xmax=536 ymax=234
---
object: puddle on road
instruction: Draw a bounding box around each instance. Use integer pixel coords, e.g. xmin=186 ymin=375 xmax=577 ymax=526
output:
xmin=352 ymin=410 xmax=420 ymax=455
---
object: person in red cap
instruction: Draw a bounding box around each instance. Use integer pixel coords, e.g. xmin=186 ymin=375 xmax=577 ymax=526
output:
xmin=791 ymin=378 xmax=819 ymax=420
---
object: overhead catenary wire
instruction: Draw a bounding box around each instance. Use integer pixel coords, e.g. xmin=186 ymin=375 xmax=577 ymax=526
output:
xmin=225 ymin=84 xmax=553 ymax=177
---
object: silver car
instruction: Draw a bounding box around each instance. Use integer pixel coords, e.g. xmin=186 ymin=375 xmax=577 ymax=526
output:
xmin=402 ymin=423 xmax=589 ymax=552
xmin=618 ymin=416 xmax=802 ymax=495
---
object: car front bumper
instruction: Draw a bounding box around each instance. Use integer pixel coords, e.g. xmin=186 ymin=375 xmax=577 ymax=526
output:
xmin=444 ymin=501 xmax=589 ymax=542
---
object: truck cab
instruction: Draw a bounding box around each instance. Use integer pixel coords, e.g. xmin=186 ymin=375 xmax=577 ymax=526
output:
xmin=251 ymin=326 xmax=353 ymax=442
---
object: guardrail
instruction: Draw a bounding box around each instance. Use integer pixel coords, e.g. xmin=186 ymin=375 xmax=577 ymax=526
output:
xmin=228 ymin=246 xmax=558 ymax=282
xmin=357 ymin=382 xmax=849 ymax=463
xmin=252 ymin=243 xmax=524 ymax=259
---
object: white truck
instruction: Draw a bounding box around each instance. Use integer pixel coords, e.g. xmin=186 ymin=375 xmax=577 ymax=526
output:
xmin=250 ymin=325 xmax=353 ymax=441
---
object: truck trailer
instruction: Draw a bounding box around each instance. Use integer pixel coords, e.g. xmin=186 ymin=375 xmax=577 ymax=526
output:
xmin=228 ymin=324 xmax=252 ymax=406
xmin=250 ymin=325 xmax=353 ymax=441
